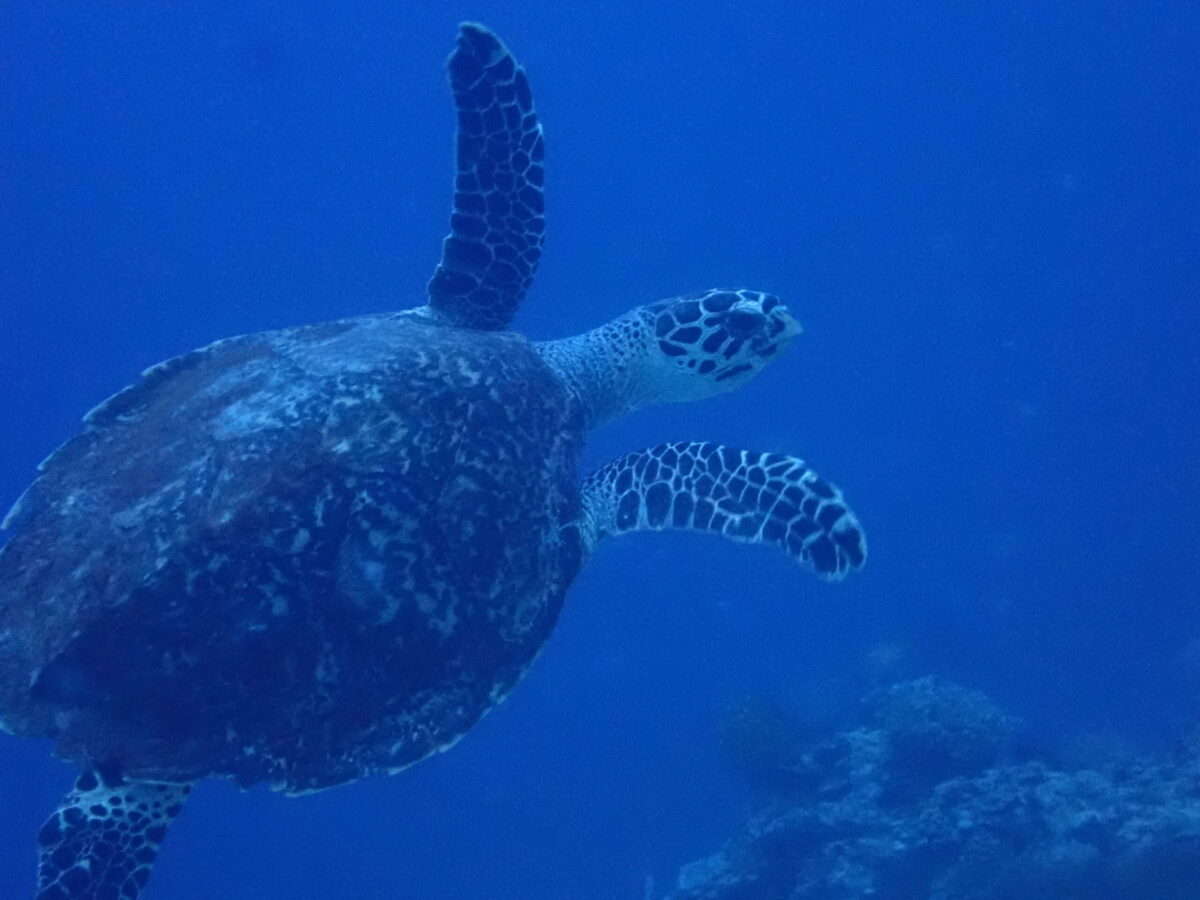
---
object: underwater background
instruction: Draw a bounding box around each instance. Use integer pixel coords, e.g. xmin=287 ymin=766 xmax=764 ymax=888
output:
xmin=1 ymin=1 xmax=1197 ymax=897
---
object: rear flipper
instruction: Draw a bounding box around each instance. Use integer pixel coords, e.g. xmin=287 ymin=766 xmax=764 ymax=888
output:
xmin=37 ymin=769 xmax=191 ymax=900
xmin=580 ymin=441 xmax=866 ymax=580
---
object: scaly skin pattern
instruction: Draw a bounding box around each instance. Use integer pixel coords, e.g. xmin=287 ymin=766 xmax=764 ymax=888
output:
xmin=0 ymin=313 xmax=584 ymax=791
xmin=581 ymin=441 xmax=866 ymax=580
xmin=35 ymin=770 xmax=190 ymax=900
xmin=427 ymin=23 xmax=545 ymax=330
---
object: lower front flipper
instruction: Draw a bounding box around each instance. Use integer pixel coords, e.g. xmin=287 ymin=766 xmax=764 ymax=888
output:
xmin=580 ymin=441 xmax=866 ymax=580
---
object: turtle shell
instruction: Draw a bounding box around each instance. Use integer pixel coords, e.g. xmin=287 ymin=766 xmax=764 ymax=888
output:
xmin=0 ymin=313 xmax=585 ymax=792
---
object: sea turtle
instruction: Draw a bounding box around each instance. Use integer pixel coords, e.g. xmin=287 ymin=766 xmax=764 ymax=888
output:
xmin=0 ymin=22 xmax=866 ymax=900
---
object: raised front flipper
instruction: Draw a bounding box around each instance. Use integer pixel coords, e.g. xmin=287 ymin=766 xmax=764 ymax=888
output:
xmin=427 ymin=23 xmax=545 ymax=330
xmin=36 ymin=770 xmax=191 ymax=900
xmin=580 ymin=441 xmax=866 ymax=581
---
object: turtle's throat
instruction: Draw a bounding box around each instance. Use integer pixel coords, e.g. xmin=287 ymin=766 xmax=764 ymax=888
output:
xmin=533 ymin=310 xmax=659 ymax=431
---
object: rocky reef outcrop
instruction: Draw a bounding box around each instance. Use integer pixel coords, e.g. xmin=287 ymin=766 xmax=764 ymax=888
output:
xmin=669 ymin=677 xmax=1200 ymax=899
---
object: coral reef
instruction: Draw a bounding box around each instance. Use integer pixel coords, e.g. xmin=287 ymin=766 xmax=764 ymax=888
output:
xmin=720 ymin=697 xmax=814 ymax=797
xmin=669 ymin=677 xmax=1200 ymax=900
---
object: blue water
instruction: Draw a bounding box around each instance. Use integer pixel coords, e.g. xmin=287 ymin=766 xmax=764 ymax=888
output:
xmin=1 ymin=2 xmax=1197 ymax=897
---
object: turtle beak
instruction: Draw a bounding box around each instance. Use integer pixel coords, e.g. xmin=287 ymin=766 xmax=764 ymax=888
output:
xmin=767 ymin=305 xmax=803 ymax=351
xmin=775 ymin=305 xmax=803 ymax=340
xmin=741 ymin=305 xmax=800 ymax=361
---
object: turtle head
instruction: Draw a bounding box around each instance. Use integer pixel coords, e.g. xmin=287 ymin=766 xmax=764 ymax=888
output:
xmin=644 ymin=289 xmax=801 ymax=400
xmin=533 ymin=288 xmax=800 ymax=428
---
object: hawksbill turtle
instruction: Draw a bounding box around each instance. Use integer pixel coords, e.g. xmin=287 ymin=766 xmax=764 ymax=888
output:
xmin=0 ymin=23 xmax=866 ymax=899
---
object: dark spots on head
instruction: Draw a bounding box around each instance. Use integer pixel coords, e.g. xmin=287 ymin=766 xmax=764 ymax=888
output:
xmin=672 ymin=326 xmax=702 ymax=344
xmin=658 ymin=340 xmax=687 ymax=357
xmin=676 ymin=302 xmax=702 ymax=323
xmin=698 ymin=360 xmax=716 ymax=375
xmin=702 ymin=329 xmax=727 ymax=353
xmin=725 ymin=309 xmax=765 ymax=338
xmin=721 ymin=340 xmax=745 ymax=360
xmin=655 ymin=315 xmax=673 ymax=337
xmin=702 ymin=292 xmax=737 ymax=312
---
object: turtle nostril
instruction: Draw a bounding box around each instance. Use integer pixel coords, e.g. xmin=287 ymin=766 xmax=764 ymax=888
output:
xmin=724 ymin=309 xmax=766 ymax=338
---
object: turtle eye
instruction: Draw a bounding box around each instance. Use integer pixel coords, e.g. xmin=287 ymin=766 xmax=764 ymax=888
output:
xmin=724 ymin=309 xmax=766 ymax=338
